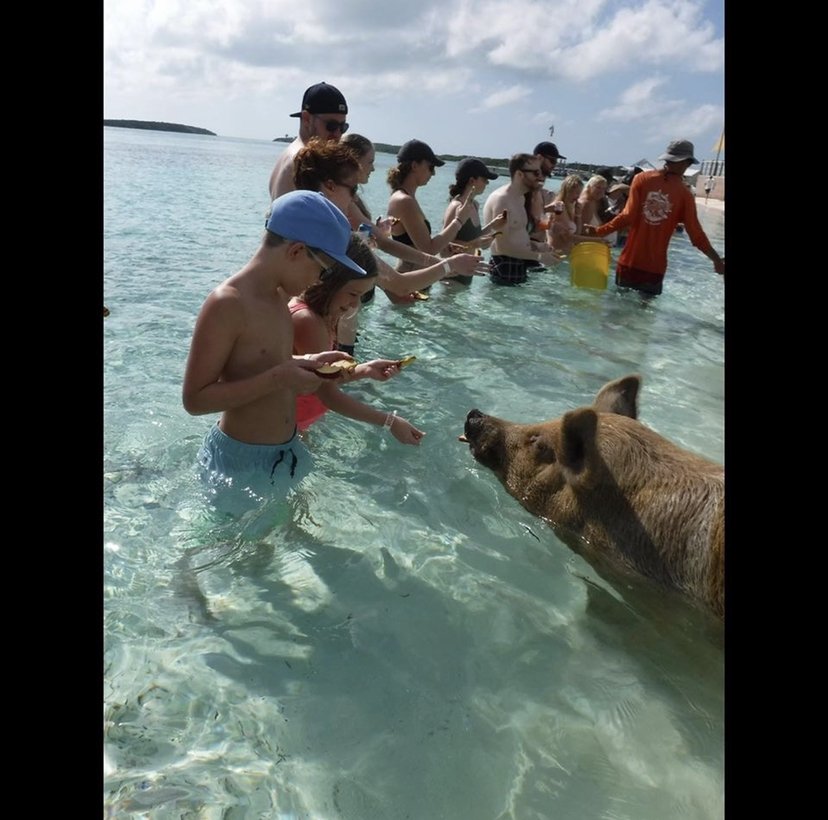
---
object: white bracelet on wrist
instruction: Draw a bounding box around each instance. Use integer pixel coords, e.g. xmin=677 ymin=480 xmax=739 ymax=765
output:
xmin=441 ymin=260 xmax=452 ymax=276
xmin=383 ymin=410 xmax=397 ymax=430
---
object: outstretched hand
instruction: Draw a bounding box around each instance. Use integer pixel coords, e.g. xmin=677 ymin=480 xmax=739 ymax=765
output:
xmin=389 ymin=415 xmax=425 ymax=445
xmin=296 ymin=350 xmax=354 ymax=370
xmin=456 ymin=188 xmax=477 ymax=221
xmin=491 ymin=210 xmax=508 ymax=228
xmin=374 ymin=215 xmax=397 ymax=239
xmin=536 ymin=249 xmax=566 ymax=268
xmin=446 ymin=253 xmax=491 ymax=277
xmin=355 ymin=359 xmax=405 ymax=381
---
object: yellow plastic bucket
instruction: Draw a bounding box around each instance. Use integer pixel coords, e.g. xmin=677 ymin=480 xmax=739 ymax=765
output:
xmin=569 ymin=241 xmax=610 ymax=289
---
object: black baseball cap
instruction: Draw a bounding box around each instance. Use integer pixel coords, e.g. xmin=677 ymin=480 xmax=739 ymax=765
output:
xmin=397 ymin=139 xmax=445 ymax=166
xmin=595 ymin=166 xmax=616 ymax=185
xmin=455 ymin=158 xmax=498 ymax=183
xmin=290 ymin=82 xmax=348 ymax=117
xmin=534 ymin=141 xmax=566 ymax=161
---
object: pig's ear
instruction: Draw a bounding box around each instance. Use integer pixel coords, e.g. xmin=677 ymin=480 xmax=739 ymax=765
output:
xmin=593 ymin=374 xmax=640 ymax=419
xmin=559 ymin=408 xmax=599 ymax=478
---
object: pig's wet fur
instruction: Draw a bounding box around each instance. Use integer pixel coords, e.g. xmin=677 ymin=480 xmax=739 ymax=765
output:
xmin=463 ymin=374 xmax=724 ymax=618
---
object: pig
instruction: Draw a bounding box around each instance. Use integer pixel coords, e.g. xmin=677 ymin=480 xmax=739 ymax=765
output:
xmin=461 ymin=374 xmax=724 ymax=618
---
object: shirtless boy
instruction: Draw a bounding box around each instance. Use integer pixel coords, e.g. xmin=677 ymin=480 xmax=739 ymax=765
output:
xmin=482 ymin=154 xmax=563 ymax=285
xmin=182 ymin=190 xmax=365 ymax=510
xmin=268 ymin=82 xmax=349 ymax=200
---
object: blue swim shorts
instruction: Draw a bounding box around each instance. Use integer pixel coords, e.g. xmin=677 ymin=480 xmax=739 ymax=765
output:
xmin=197 ymin=423 xmax=313 ymax=515
xmin=490 ymin=255 xmax=531 ymax=286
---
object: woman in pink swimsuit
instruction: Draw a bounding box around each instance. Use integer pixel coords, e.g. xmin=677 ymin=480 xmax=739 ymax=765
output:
xmin=290 ymin=234 xmax=425 ymax=445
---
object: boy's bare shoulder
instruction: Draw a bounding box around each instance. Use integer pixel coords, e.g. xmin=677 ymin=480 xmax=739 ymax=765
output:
xmin=211 ymin=279 xmax=243 ymax=299
xmin=196 ymin=281 xmax=246 ymax=328
xmin=202 ymin=280 xmax=242 ymax=309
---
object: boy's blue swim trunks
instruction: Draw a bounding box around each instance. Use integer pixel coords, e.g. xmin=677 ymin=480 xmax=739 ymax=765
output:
xmin=197 ymin=423 xmax=312 ymax=515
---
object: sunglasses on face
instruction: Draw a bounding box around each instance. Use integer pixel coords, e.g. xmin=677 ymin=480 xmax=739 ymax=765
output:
xmin=315 ymin=116 xmax=349 ymax=134
xmin=520 ymin=168 xmax=543 ymax=178
xmin=306 ymin=246 xmax=334 ymax=277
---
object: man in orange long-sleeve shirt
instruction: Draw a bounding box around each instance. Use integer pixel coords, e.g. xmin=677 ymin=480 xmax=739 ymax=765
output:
xmin=587 ymin=139 xmax=725 ymax=296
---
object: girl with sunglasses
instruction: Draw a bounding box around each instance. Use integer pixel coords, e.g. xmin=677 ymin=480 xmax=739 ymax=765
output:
xmin=289 ymin=234 xmax=425 ymax=445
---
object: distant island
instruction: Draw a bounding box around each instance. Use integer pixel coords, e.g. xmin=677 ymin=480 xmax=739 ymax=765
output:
xmin=272 ymin=136 xmax=513 ymax=172
xmin=104 ymin=119 xmax=216 ymax=136
xmin=272 ymin=136 xmax=614 ymax=178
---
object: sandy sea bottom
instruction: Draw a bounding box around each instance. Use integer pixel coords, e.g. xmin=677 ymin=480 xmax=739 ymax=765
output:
xmin=104 ymin=128 xmax=725 ymax=819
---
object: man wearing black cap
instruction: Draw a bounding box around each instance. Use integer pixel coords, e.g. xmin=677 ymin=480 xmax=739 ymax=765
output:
xmin=269 ymin=82 xmax=349 ymax=199
xmin=534 ymin=142 xmax=566 ymax=180
xmin=587 ymin=139 xmax=724 ymax=295
xmin=529 ymin=142 xmax=567 ymax=226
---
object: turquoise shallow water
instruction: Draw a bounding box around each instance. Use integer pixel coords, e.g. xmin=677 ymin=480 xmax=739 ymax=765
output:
xmin=104 ymin=127 xmax=725 ymax=819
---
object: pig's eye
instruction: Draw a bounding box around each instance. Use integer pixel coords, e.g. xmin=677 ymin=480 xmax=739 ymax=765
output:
xmin=529 ymin=434 xmax=556 ymax=463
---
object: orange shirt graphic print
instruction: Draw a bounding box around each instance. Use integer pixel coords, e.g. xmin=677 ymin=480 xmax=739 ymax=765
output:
xmin=642 ymin=190 xmax=672 ymax=225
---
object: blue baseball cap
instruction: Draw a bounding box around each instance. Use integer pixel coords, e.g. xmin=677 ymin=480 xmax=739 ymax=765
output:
xmin=266 ymin=191 xmax=366 ymax=276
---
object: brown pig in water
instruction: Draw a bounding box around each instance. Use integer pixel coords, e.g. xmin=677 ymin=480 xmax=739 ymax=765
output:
xmin=461 ymin=374 xmax=724 ymax=618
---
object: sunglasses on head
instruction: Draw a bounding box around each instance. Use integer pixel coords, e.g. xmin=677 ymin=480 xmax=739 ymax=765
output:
xmin=315 ymin=116 xmax=349 ymax=134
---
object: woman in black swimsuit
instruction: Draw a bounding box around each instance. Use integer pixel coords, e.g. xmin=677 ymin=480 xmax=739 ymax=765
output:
xmin=386 ymin=140 xmax=477 ymax=283
xmin=441 ymin=158 xmax=506 ymax=284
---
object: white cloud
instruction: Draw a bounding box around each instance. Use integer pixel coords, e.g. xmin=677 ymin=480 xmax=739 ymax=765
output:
xmin=440 ymin=0 xmax=722 ymax=80
xmin=600 ymin=76 xmax=671 ymax=120
xmin=598 ymin=75 xmax=724 ymax=150
xmin=103 ymin=0 xmax=724 ymax=164
xmin=470 ymin=85 xmax=532 ymax=112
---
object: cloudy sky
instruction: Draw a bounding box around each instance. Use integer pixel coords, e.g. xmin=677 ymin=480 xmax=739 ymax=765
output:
xmin=103 ymin=0 xmax=725 ymax=166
